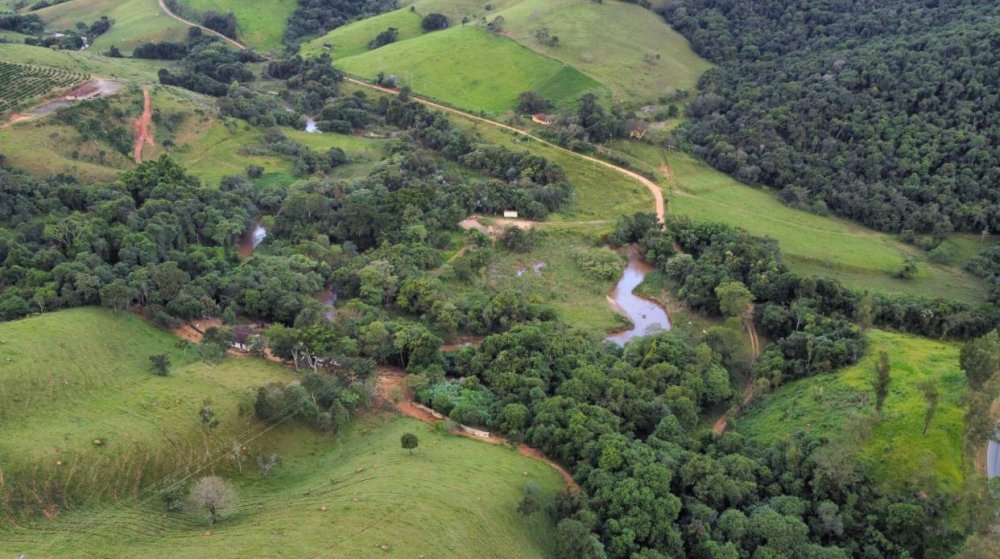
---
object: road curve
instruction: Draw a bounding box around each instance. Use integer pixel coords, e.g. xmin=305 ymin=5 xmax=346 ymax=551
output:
xmin=156 ymin=0 xmax=665 ymax=221
xmin=157 ymin=0 xmax=249 ymax=51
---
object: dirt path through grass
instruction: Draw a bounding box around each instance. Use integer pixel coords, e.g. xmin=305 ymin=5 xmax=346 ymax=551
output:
xmin=132 ymin=86 xmax=153 ymax=163
xmin=157 ymin=0 xmax=248 ymax=50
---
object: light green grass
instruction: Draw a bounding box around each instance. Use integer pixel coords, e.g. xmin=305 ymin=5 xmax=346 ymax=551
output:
xmin=37 ymin=0 xmax=191 ymax=54
xmin=5 ymin=415 xmax=561 ymax=558
xmin=301 ymin=7 xmax=425 ymax=60
xmin=737 ymin=330 xmax=967 ymax=494
xmin=0 ymin=121 xmax=131 ymax=180
xmin=171 ymin=117 xmax=290 ymax=186
xmin=487 ymin=0 xmax=710 ymax=104
xmin=0 ymin=307 xmax=295 ymax=504
xmin=177 ymin=0 xmax=297 ymax=52
xmin=336 ymin=26 xmax=608 ymax=115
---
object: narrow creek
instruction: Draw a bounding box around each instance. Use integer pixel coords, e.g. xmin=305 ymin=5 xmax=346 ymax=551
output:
xmin=237 ymin=223 xmax=268 ymax=258
xmin=305 ymin=117 xmax=320 ymax=133
xmin=605 ymin=246 xmax=670 ymax=345
xmin=989 ymin=436 xmax=999 ymax=478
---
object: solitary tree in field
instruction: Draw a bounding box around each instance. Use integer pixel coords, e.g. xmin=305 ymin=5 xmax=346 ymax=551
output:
xmin=187 ymin=476 xmax=237 ymax=524
xmin=919 ymin=380 xmax=940 ymax=435
xmin=150 ymin=353 xmax=171 ymax=376
xmin=401 ymin=432 xmax=418 ymax=453
xmin=872 ymin=351 xmax=891 ymax=415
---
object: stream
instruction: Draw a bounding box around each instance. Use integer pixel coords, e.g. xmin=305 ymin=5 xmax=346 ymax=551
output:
xmin=237 ymin=224 xmax=268 ymax=258
xmin=605 ymin=247 xmax=670 ymax=346
xmin=305 ymin=117 xmax=320 ymax=133
xmin=989 ymin=437 xmax=999 ymax=478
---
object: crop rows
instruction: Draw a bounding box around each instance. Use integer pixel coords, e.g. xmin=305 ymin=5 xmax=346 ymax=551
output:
xmin=0 ymin=61 xmax=88 ymax=115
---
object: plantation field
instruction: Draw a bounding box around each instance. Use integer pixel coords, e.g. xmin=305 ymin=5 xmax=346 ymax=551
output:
xmin=177 ymin=0 xmax=297 ymax=52
xmin=5 ymin=416 xmax=562 ymax=559
xmin=0 ymin=61 xmax=87 ymax=115
xmin=737 ymin=330 xmax=967 ymax=494
xmin=37 ymin=0 xmax=190 ymax=53
xmin=301 ymin=7 xmax=425 ymax=60
xmin=0 ymin=307 xmax=295 ymax=507
xmin=603 ymin=140 xmax=989 ymax=303
xmin=0 ymin=42 xmax=169 ymax=82
xmin=336 ymin=26 xmax=609 ymax=114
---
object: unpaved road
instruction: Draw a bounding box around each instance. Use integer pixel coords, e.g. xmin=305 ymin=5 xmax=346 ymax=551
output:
xmin=2 ymin=79 xmax=125 ymax=128
xmin=157 ymin=0 xmax=247 ymax=50
xmin=133 ymin=87 xmax=154 ymax=163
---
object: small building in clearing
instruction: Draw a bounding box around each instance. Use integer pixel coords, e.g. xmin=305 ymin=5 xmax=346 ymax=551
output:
xmin=503 ymin=210 xmax=519 ymax=218
xmin=531 ymin=113 xmax=556 ymax=126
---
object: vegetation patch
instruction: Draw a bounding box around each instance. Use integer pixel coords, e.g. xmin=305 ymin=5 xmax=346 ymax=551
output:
xmin=175 ymin=0 xmax=298 ymax=52
xmin=36 ymin=0 xmax=190 ymax=53
xmin=0 ymin=60 xmax=86 ymax=116
xmin=737 ymin=330 xmax=967 ymax=494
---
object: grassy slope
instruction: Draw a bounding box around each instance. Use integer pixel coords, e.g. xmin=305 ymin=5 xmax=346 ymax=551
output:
xmin=301 ymin=7 xmax=425 ymax=60
xmin=489 ymin=0 xmax=710 ymax=104
xmin=37 ymin=0 xmax=190 ymax=54
xmin=0 ymin=308 xmax=295 ymax=500
xmin=178 ymin=0 xmax=297 ymax=52
xmin=736 ymin=330 xmax=967 ymax=493
xmin=6 ymin=416 xmax=561 ymax=559
xmin=336 ymin=25 xmax=609 ymax=114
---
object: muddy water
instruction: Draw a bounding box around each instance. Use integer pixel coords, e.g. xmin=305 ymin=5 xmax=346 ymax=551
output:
xmin=237 ymin=224 xmax=267 ymax=258
xmin=605 ymin=247 xmax=670 ymax=345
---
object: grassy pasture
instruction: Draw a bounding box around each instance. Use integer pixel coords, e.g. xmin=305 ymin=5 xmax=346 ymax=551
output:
xmin=176 ymin=0 xmax=297 ymax=52
xmin=0 ymin=307 xmax=295 ymax=507
xmin=4 ymin=416 xmax=561 ymax=558
xmin=37 ymin=0 xmax=191 ymax=54
xmin=0 ymin=42 xmax=170 ymax=82
xmin=736 ymin=330 xmax=967 ymax=495
xmin=301 ymin=7 xmax=425 ymax=60
xmin=336 ymin=25 xmax=609 ymax=114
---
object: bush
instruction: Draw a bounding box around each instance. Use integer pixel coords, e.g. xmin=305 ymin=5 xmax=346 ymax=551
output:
xmin=421 ymin=13 xmax=449 ymax=31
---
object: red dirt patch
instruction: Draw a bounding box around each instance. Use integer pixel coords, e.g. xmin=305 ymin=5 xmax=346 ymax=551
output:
xmin=133 ymin=87 xmax=154 ymax=163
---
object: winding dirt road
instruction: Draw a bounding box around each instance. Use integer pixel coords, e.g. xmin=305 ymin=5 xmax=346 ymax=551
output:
xmin=156 ymin=0 xmax=248 ymax=51
xmin=155 ymin=0 xmax=664 ymax=222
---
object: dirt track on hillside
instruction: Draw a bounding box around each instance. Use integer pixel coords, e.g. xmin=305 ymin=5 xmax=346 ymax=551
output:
xmin=133 ymin=87 xmax=154 ymax=163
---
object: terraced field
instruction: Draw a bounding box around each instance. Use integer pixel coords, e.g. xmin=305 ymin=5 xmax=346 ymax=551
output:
xmin=0 ymin=61 xmax=87 ymax=116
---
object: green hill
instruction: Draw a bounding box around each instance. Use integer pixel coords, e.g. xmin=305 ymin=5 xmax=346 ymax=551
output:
xmin=175 ymin=0 xmax=298 ymax=52
xmin=736 ymin=330 xmax=968 ymax=494
xmin=4 ymin=416 xmax=562 ymax=558
xmin=36 ymin=0 xmax=190 ymax=54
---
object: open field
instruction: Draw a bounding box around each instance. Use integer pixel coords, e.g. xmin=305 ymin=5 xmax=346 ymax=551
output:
xmin=0 ymin=307 xmax=295 ymax=507
xmin=177 ymin=0 xmax=297 ymax=52
xmin=737 ymin=330 xmax=967 ymax=494
xmin=4 ymin=415 xmax=561 ymax=558
xmin=603 ymin=140 xmax=989 ymax=303
xmin=336 ymin=26 xmax=608 ymax=115
xmin=37 ymin=0 xmax=191 ymax=54
xmin=301 ymin=7 xmax=425 ymax=60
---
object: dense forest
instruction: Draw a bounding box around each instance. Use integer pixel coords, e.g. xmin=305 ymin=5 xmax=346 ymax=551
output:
xmin=284 ymin=0 xmax=398 ymax=45
xmin=660 ymin=0 xmax=1000 ymax=237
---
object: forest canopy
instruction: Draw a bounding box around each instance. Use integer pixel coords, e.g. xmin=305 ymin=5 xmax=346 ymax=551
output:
xmin=660 ymin=0 xmax=1000 ymax=236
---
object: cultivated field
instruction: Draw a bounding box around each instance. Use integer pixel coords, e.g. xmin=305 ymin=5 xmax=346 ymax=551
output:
xmin=0 ymin=42 xmax=170 ymax=82
xmin=736 ymin=330 xmax=968 ymax=494
xmin=0 ymin=61 xmax=87 ymax=116
xmin=4 ymin=416 xmax=561 ymax=558
xmin=36 ymin=0 xmax=190 ymax=53
xmin=175 ymin=0 xmax=297 ymax=52
xmin=336 ymin=26 xmax=609 ymax=114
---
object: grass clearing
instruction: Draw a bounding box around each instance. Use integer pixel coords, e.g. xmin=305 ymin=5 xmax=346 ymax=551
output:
xmin=444 ymin=230 xmax=628 ymax=339
xmin=0 ymin=307 xmax=295 ymax=505
xmin=336 ymin=25 xmax=608 ymax=114
xmin=0 ymin=42 xmax=170 ymax=82
xmin=737 ymin=330 xmax=967 ymax=494
xmin=177 ymin=0 xmax=297 ymax=53
xmin=301 ymin=7 xmax=425 ymax=60
xmin=37 ymin=0 xmax=190 ymax=54
xmin=5 ymin=415 xmax=561 ymax=558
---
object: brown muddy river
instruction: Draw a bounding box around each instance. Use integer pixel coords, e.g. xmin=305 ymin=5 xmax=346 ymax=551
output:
xmin=605 ymin=247 xmax=670 ymax=345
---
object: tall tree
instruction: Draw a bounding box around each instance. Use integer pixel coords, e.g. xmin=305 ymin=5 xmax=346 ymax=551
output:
xmin=872 ymin=351 xmax=891 ymax=415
